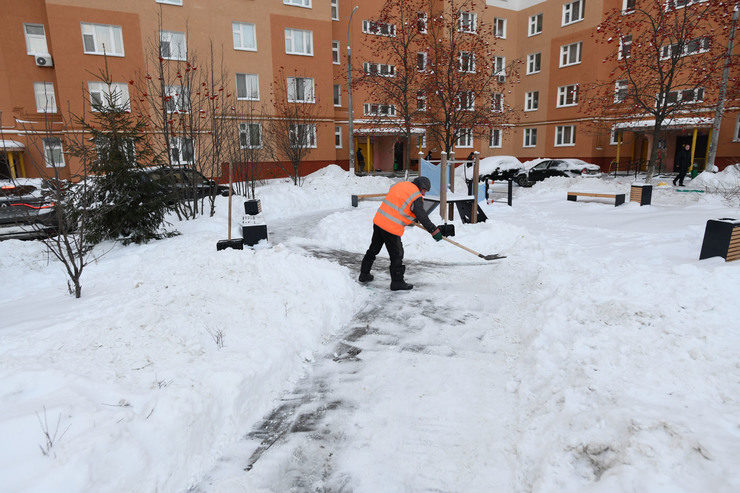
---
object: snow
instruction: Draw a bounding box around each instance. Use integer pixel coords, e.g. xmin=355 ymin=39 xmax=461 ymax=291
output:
xmin=477 ymin=155 xmax=524 ymax=176
xmin=1 ymin=167 xmax=739 ymax=492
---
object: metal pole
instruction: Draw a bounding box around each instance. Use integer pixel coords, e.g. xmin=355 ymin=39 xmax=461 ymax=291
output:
xmin=440 ymin=152 xmax=448 ymax=223
xmin=471 ymin=152 xmax=480 ymax=224
xmin=347 ymin=5 xmax=359 ymax=174
xmin=707 ymin=6 xmax=738 ymax=171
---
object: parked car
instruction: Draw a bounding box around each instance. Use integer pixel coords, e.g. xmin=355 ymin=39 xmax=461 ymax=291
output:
xmin=0 ymin=182 xmax=58 ymax=240
xmin=514 ymin=159 xmax=601 ymax=187
xmin=475 ymin=155 xmax=525 ymax=181
xmin=140 ymin=167 xmax=229 ymax=200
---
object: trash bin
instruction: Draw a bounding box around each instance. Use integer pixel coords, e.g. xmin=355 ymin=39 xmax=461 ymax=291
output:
xmin=630 ymin=184 xmax=652 ymax=206
xmin=699 ymin=218 xmax=740 ymax=262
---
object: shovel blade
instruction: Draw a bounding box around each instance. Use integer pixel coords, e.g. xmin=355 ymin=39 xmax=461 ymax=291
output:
xmin=217 ymin=239 xmax=244 ymax=251
xmin=481 ymin=254 xmax=506 ymax=261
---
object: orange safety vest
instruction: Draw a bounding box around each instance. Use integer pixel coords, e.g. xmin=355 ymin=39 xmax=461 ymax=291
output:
xmin=373 ymin=181 xmax=423 ymax=236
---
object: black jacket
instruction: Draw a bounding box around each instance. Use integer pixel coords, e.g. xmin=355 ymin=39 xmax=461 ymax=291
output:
xmin=675 ymin=149 xmax=691 ymax=172
xmin=411 ymin=197 xmax=437 ymax=233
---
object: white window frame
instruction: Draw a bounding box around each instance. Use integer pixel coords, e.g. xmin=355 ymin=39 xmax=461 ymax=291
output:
xmin=289 ymin=123 xmax=317 ymax=148
xmin=562 ymin=0 xmax=585 ymax=26
xmin=672 ymin=0 xmax=708 ymax=9
xmin=332 ymin=40 xmax=340 ymax=64
xmin=622 ymin=0 xmax=636 ymax=14
xmin=331 ymin=0 xmax=339 ymax=20
xmin=489 ymin=128 xmax=502 ymax=148
xmin=417 ymin=12 xmax=428 ymax=33
xmin=614 ymin=80 xmax=628 ymax=103
xmin=455 ymin=128 xmax=473 ymax=148
xmin=24 ymin=23 xmax=48 ymax=55
xmin=527 ymin=52 xmax=541 ymax=75
xmin=525 ymin=91 xmax=539 ymax=111
xmin=284 ymin=0 xmax=311 ymax=8
xmin=287 ymin=77 xmax=315 ymax=103
xmin=239 ymin=122 xmax=262 ymax=149
xmin=494 ymin=56 xmax=506 ymax=81
xmin=459 ymin=51 xmax=476 ymax=73
xmin=661 ymin=37 xmax=711 ymax=59
xmin=233 ymin=22 xmax=257 ymax=51
xmin=494 ymin=18 xmax=507 ymax=38
xmin=523 ymin=128 xmax=537 ymax=148
xmin=618 ymin=34 xmax=632 ymax=59
xmin=88 ymin=81 xmax=130 ymax=112
xmin=364 ymin=62 xmax=396 ymax=77
xmin=363 ymin=103 xmax=396 ymax=116
xmin=164 ymin=85 xmax=190 ymax=113
xmin=43 ymin=137 xmax=65 ymax=168
xmin=560 ymin=41 xmax=582 ymax=67
xmin=156 ymin=0 xmax=183 ymax=5
xmin=335 ymin=125 xmax=342 ymax=148
xmin=362 ymin=20 xmax=396 ymax=37
xmin=557 ymin=84 xmax=579 ymax=107
xmin=528 ymin=13 xmax=543 ymax=36
xmin=236 ymin=73 xmax=259 ymax=101
xmin=555 ymin=125 xmax=576 ymax=146
xmin=418 ymin=133 xmax=427 ymax=148
xmin=285 ymin=28 xmax=313 ymax=56
xmin=417 ymin=90 xmax=427 ymax=111
xmin=661 ymin=87 xmax=705 ymax=106
xmin=81 ymin=22 xmax=124 ymax=56
xmin=333 ymin=84 xmax=342 ymax=106
xmin=170 ymin=137 xmax=195 ymax=164
xmin=610 ymin=129 xmax=622 ymax=145
xmin=33 ymin=82 xmax=57 ymax=113
xmin=159 ymin=30 xmax=187 ymax=61
xmin=735 ymin=115 xmax=740 ymax=142
xmin=417 ymin=52 xmax=427 ymax=71
xmin=459 ymin=11 xmax=477 ymax=34
xmin=457 ymin=91 xmax=475 ymax=111
xmin=491 ymin=92 xmax=504 ymax=112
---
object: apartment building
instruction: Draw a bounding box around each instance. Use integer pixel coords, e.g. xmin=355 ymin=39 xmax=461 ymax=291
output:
xmin=0 ymin=0 xmax=737 ymax=181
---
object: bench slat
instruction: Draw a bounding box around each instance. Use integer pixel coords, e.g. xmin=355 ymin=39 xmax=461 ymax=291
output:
xmin=568 ymin=192 xmax=620 ymax=198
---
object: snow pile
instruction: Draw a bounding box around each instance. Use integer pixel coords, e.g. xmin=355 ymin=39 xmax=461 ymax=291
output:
xmin=691 ymin=164 xmax=740 ymax=190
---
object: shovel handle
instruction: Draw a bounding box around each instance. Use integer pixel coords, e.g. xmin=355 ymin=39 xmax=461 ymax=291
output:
xmin=413 ymin=223 xmax=485 ymax=258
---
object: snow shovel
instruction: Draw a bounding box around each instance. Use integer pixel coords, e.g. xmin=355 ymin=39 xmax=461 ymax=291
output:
xmin=217 ymin=161 xmax=243 ymax=251
xmin=414 ymin=223 xmax=505 ymax=260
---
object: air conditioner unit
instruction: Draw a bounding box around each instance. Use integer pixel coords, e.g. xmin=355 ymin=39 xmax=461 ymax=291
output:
xmin=35 ymin=55 xmax=53 ymax=67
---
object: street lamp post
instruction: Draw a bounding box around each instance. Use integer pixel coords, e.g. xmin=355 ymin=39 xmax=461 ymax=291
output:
xmin=347 ymin=5 xmax=359 ymax=174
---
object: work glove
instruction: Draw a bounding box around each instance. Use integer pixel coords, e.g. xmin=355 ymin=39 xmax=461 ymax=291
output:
xmin=432 ymin=228 xmax=443 ymax=242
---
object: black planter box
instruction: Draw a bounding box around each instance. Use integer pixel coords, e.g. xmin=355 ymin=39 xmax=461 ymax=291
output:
xmin=243 ymin=224 xmax=268 ymax=246
xmin=244 ymin=199 xmax=262 ymax=216
xmin=699 ymin=218 xmax=740 ymax=261
xmin=630 ymin=184 xmax=652 ymax=206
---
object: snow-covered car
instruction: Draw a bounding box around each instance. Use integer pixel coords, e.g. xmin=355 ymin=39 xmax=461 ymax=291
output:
xmin=139 ymin=167 xmax=230 ymax=201
xmin=473 ymin=155 xmax=524 ymax=181
xmin=0 ymin=182 xmax=58 ymax=240
xmin=515 ymin=159 xmax=601 ymax=187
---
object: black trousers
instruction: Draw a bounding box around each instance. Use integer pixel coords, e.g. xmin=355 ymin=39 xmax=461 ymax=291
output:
xmin=674 ymin=168 xmax=687 ymax=185
xmin=361 ymin=224 xmax=404 ymax=273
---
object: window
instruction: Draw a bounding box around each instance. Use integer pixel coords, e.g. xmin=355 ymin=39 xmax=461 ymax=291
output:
xmin=156 ymin=0 xmax=183 ymax=4
xmin=672 ymin=0 xmax=708 ymax=9
xmin=364 ymin=62 xmax=396 ymax=77
xmin=333 ymin=84 xmax=341 ymax=106
xmin=331 ymin=0 xmax=339 ymax=20
xmin=494 ymin=18 xmax=507 ymax=38
xmin=96 ymin=137 xmax=135 ymax=165
xmin=33 ymin=82 xmax=56 ymax=113
xmin=457 ymin=91 xmax=475 ymax=111
xmin=494 ymin=56 xmax=506 ymax=81
xmin=164 ymin=85 xmax=189 ymax=113
xmin=661 ymin=37 xmax=711 ymax=59
xmin=363 ymin=103 xmax=396 ymax=116
xmin=233 ymin=22 xmax=257 ymax=51
xmin=88 ymin=81 xmax=130 ymax=111
xmin=284 ymin=0 xmax=311 ymax=7
xmin=459 ymin=52 xmax=476 ymax=73
xmin=523 ymin=128 xmax=537 ymax=147
xmin=24 ymin=23 xmax=48 ymax=54
xmin=562 ymin=0 xmax=585 ymax=26
xmin=170 ymin=137 xmax=194 ymax=164
xmin=560 ymin=41 xmax=582 ymax=67
xmin=417 ymin=133 xmax=427 ymax=148
xmin=239 ymin=123 xmax=262 ymax=149
xmin=417 ymin=52 xmax=427 ymax=71
xmin=455 ymin=128 xmax=473 ymax=148
xmin=525 ymin=91 xmax=539 ymax=111
xmin=555 ymin=125 xmax=576 ymax=146
xmin=285 ymin=28 xmax=313 ymax=55
xmin=287 ymin=77 xmax=315 ymax=102
xmin=81 ymin=23 xmax=124 ymax=56
xmin=614 ymin=80 xmax=628 ymax=103
xmin=362 ymin=20 xmax=396 ymax=37
xmin=622 ymin=0 xmax=636 ymax=13
xmin=236 ymin=73 xmax=259 ymax=100
xmin=491 ymin=92 xmax=503 ymax=112
xmin=528 ymin=13 xmax=543 ymax=36
xmin=527 ymin=53 xmax=541 ymax=74
xmin=417 ymin=12 xmax=428 ymax=33
xmin=619 ymin=35 xmax=632 ymax=59
xmin=332 ymin=41 xmax=340 ymax=64
xmin=489 ymin=128 xmax=501 ymax=148
xmin=160 ymin=30 xmax=186 ymax=60
xmin=662 ymin=87 xmax=705 ymax=105
xmin=289 ymin=123 xmax=317 ymax=148
xmin=734 ymin=115 xmax=740 ymax=142
xmin=43 ymin=138 xmax=65 ymax=167
xmin=557 ymin=84 xmax=579 ymax=107
xmin=335 ymin=125 xmax=342 ymax=148
xmin=417 ymin=90 xmax=427 ymax=111
xmin=459 ymin=11 xmax=477 ymax=33
xmin=610 ymin=129 xmax=622 ymax=145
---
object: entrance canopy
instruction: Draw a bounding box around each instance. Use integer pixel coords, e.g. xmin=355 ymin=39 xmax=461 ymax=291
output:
xmin=0 ymin=140 xmax=25 ymax=150
xmin=613 ymin=117 xmax=713 ymax=131
xmin=353 ymin=127 xmax=426 ymax=136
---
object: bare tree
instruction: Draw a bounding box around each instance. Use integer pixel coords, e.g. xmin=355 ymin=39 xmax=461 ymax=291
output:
xmin=268 ymin=68 xmax=321 ymax=186
xmin=585 ymin=0 xmax=735 ymax=180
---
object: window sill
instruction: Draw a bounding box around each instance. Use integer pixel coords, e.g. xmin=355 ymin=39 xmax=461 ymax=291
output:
xmin=524 ymin=108 xmax=538 ymax=112
xmin=556 ymin=104 xmax=579 ymax=108
xmin=561 ymin=18 xmax=584 ymax=28
xmin=554 ymin=143 xmax=576 ymax=147
xmin=526 ymin=71 xmax=541 ymax=76
xmin=84 ymin=52 xmax=125 ymax=57
xmin=237 ymin=98 xmax=260 ymax=102
xmin=234 ymin=47 xmax=258 ymax=52
xmin=559 ymin=61 xmax=582 ymax=68
xmin=528 ymin=32 xmax=542 ymax=37
xmin=285 ymin=52 xmax=314 ymax=57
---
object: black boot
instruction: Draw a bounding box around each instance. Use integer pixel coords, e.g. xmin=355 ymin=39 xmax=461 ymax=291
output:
xmin=359 ymin=255 xmax=375 ymax=283
xmin=390 ymin=265 xmax=413 ymax=291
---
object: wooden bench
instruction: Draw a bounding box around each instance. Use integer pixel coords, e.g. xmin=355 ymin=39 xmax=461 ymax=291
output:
xmin=567 ymin=192 xmax=625 ymax=207
xmin=351 ymin=193 xmax=386 ymax=207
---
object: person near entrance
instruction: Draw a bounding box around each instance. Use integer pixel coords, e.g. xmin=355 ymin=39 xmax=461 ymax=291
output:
xmin=356 ymin=148 xmax=366 ymax=171
xmin=359 ymin=176 xmax=443 ymax=291
xmin=674 ymin=144 xmax=691 ymax=186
